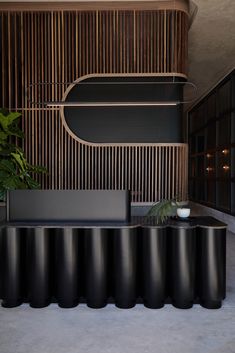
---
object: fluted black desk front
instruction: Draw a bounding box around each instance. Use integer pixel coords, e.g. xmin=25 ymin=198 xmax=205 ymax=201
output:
xmin=0 ymin=217 xmax=226 ymax=309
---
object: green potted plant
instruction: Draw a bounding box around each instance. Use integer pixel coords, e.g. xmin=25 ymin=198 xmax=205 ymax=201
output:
xmin=0 ymin=109 xmax=47 ymax=204
xmin=147 ymin=197 xmax=179 ymax=223
xmin=147 ymin=197 xmax=190 ymax=223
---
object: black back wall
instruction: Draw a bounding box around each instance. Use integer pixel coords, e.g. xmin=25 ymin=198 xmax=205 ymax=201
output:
xmin=64 ymin=77 xmax=184 ymax=143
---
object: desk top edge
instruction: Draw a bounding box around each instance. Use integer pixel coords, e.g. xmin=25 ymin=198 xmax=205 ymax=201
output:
xmin=0 ymin=216 xmax=227 ymax=229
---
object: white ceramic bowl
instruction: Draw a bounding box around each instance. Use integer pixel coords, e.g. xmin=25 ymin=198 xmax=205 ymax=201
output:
xmin=177 ymin=208 xmax=190 ymax=218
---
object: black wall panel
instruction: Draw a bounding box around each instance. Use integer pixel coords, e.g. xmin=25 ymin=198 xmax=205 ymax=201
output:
xmin=64 ymin=78 xmax=184 ymax=143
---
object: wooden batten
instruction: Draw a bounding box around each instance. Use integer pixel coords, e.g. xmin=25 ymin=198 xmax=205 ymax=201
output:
xmin=0 ymin=6 xmax=188 ymax=202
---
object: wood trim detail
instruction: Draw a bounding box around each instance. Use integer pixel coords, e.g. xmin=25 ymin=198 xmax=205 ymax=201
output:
xmin=0 ymin=1 xmax=189 ymax=13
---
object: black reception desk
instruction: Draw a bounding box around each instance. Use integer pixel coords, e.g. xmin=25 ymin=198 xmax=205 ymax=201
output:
xmin=0 ymin=217 xmax=226 ymax=309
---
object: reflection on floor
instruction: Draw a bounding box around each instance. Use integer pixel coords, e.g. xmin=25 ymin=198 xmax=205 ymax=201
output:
xmin=0 ymin=232 xmax=234 ymax=353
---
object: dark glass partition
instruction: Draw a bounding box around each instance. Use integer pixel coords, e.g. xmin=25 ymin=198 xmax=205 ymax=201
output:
xmin=188 ymin=69 xmax=235 ymax=215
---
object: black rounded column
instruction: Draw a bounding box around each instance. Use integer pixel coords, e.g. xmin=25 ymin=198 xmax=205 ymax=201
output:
xmin=113 ymin=228 xmax=137 ymax=308
xmin=142 ymin=227 xmax=167 ymax=308
xmin=84 ymin=228 xmax=108 ymax=308
xmin=27 ymin=228 xmax=51 ymax=308
xmin=198 ymin=227 xmax=226 ymax=309
xmin=169 ymin=227 xmax=196 ymax=309
xmin=1 ymin=227 xmax=25 ymax=308
xmin=55 ymin=228 xmax=81 ymax=308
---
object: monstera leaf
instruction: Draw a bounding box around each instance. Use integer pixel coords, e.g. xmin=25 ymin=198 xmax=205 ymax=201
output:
xmin=0 ymin=111 xmax=22 ymax=134
xmin=0 ymin=111 xmax=24 ymax=155
xmin=0 ymin=159 xmax=16 ymax=174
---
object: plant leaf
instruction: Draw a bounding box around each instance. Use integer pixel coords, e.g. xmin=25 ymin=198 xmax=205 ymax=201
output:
xmin=0 ymin=111 xmax=22 ymax=133
xmin=0 ymin=109 xmax=47 ymax=193
xmin=24 ymin=175 xmax=40 ymax=189
xmin=147 ymin=197 xmax=179 ymax=223
xmin=0 ymin=159 xmax=16 ymax=174
xmin=27 ymin=164 xmax=47 ymax=174
xmin=11 ymin=152 xmax=27 ymax=172
xmin=0 ymin=189 xmax=6 ymax=201
xmin=2 ymin=175 xmax=20 ymax=189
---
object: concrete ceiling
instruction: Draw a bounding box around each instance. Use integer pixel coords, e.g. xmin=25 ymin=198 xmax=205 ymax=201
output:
xmin=188 ymin=0 xmax=235 ymax=108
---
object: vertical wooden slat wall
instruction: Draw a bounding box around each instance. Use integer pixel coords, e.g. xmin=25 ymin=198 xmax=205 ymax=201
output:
xmin=0 ymin=9 xmax=188 ymax=203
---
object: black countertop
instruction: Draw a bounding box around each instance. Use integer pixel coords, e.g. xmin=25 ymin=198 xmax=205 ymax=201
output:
xmin=0 ymin=216 xmax=227 ymax=229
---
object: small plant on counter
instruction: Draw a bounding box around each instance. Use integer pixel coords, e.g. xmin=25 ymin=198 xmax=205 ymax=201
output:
xmin=147 ymin=198 xmax=179 ymax=223
xmin=0 ymin=109 xmax=47 ymax=201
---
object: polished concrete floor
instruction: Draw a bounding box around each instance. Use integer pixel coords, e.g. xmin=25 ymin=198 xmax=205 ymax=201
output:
xmin=0 ymin=232 xmax=234 ymax=353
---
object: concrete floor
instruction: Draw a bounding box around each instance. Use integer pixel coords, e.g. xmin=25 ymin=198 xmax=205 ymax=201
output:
xmin=0 ymin=232 xmax=234 ymax=353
